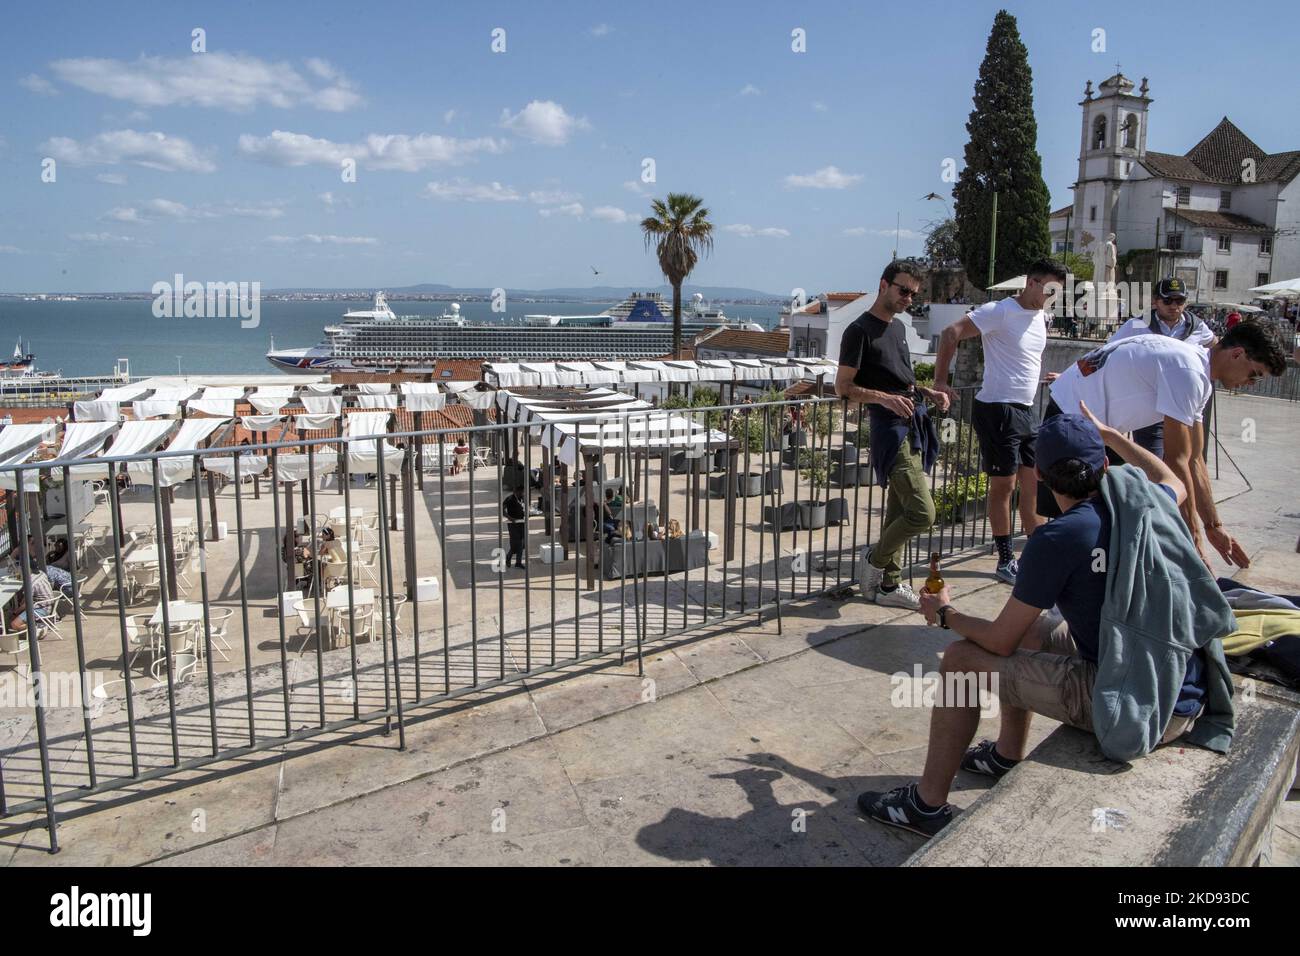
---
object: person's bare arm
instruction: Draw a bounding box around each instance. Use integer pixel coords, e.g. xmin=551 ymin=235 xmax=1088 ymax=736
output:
xmin=919 ymin=586 xmax=1042 ymax=656
xmin=1165 ymin=417 xmax=1249 ymax=567
xmin=1076 ymin=401 xmax=1184 ymax=504
xmin=933 ymin=315 xmax=980 ymax=403
xmin=835 ymin=365 xmax=914 ymax=418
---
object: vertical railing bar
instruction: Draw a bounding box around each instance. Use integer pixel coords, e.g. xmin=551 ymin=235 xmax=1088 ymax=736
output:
xmin=60 ymin=462 xmax=98 ymax=786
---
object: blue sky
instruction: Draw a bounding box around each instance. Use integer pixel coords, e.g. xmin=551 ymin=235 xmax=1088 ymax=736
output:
xmin=2 ymin=0 xmax=1297 ymax=295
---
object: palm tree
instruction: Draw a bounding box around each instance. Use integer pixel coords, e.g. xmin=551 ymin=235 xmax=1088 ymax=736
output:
xmin=640 ymin=193 xmax=714 ymax=359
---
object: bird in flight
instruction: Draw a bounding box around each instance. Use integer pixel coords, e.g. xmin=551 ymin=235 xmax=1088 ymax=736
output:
xmin=591 ymin=266 xmax=600 ymax=276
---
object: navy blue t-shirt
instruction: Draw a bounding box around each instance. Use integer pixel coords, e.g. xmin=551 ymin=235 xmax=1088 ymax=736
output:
xmin=1013 ymin=483 xmax=1205 ymax=716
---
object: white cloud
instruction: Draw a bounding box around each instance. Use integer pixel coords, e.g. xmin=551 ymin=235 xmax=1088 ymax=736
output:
xmin=623 ymin=179 xmax=648 ymax=195
xmin=739 ymin=84 xmax=761 ymax=96
xmin=49 ymin=52 xmax=363 ymax=112
xmin=104 ymin=197 xmax=285 ymax=223
xmin=842 ymin=227 xmax=867 ymax=236
xmin=264 ymin=234 xmax=378 ymax=245
xmin=95 ymin=172 xmax=127 ymax=185
xmin=500 ymin=100 xmax=590 ymax=146
xmin=865 ymin=227 xmax=923 ymax=240
xmin=784 ymin=165 xmax=863 ymax=189
xmin=424 ymin=179 xmax=521 ymax=202
xmin=592 ymin=206 xmax=633 ymax=223
xmin=538 ymin=203 xmax=584 ymax=218
xmin=42 ymin=129 xmax=216 ymax=173
xmin=238 ymin=129 xmax=507 ymax=171
xmin=69 ymin=232 xmax=137 ymax=243
xmin=318 ymin=190 xmax=351 ymax=210
xmin=589 ymin=23 xmax=612 ymax=37
xmin=443 ymin=109 xmax=456 ymax=124
xmin=20 ymin=74 xmax=57 ymax=96
xmin=528 ymin=188 xmax=581 ymax=205
xmin=812 ymin=101 xmax=828 ymax=112
xmin=724 ymin=224 xmax=790 ymax=238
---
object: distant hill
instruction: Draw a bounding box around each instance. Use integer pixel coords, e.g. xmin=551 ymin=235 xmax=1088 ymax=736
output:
xmin=266 ymin=282 xmax=785 ymax=301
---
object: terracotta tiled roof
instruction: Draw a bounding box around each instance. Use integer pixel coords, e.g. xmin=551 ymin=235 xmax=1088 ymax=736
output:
xmin=792 ymin=300 xmax=822 ymax=315
xmin=1170 ymin=209 xmax=1270 ymax=233
xmin=1050 ymin=204 xmax=1073 ymax=218
xmin=1140 ymin=118 xmax=1300 ymax=185
xmin=694 ymin=329 xmax=791 ymax=356
xmin=783 ymin=380 xmax=836 ymax=398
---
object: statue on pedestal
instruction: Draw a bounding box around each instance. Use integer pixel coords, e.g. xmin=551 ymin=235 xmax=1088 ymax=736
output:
xmin=1092 ymin=233 xmax=1118 ymax=319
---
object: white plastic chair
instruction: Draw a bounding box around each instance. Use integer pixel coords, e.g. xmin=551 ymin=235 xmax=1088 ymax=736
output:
xmin=351 ymin=547 xmax=382 ymax=586
xmin=203 ymin=606 xmax=235 ymax=663
xmin=150 ymin=649 xmax=198 ymax=686
xmin=291 ymin=598 xmax=321 ymax=654
xmin=122 ymin=614 xmax=156 ymax=676
xmin=0 ymin=629 xmax=31 ymax=682
xmin=331 ymin=604 xmax=375 ymax=645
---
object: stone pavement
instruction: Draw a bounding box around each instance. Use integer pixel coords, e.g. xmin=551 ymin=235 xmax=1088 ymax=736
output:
xmin=3 ymin=390 xmax=1297 ymax=866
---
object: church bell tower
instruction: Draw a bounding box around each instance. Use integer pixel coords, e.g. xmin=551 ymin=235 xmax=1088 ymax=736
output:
xmin=1072 ymin=72 xmax=1151 ymax=255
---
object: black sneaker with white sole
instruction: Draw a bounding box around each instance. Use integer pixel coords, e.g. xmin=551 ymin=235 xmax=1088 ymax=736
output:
xmin=961 ymin=739 xmax=1019 ymax=779
xmin=857 ymin=783 xmax=952 ymax=838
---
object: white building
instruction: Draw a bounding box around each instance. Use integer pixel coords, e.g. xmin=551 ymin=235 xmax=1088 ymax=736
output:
xmin=1068 ymin=72 xmax=1299 ymax=305
xmin=782 ymin=292 xmax=931 ymax=363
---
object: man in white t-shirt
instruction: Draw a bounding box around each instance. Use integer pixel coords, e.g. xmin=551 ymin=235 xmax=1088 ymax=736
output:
xmin=935 ymin=258 xmax=1065 ymax=584
xmin=1044 ymin=322 xmax=1286 ymax=568
xmin=1106 ymin=276 xmax=1217 ymax=458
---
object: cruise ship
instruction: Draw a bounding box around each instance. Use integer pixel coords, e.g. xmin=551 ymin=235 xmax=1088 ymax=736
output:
xmin=266 ymin=292 xmax=763 ymax=373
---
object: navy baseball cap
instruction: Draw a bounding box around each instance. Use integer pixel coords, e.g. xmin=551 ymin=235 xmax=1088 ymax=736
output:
xmin=1037 ymin=414 xmax=1106 ymax=472
xmin=1154 ymin=277 xmax=1187 ymax=300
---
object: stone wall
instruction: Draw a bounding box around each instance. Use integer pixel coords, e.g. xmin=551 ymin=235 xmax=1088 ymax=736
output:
xmin=951 ymin=337 xmax=1098 ymax=389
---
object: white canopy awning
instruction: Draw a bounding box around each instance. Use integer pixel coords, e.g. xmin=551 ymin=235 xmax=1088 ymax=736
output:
xmin=98 ymin=385 xmax=150 ymax=403
xmin=296 ymin=413 xmax=338 ymax=431
xmin=133 ymin=399 xmax=180 ymax=419
xmin=359 ymin=393 xmax=398 ymax=409
xmin=301 ymin=395 xmax=342 ymax=415
xmin=241 ymin=414 xmax=285 ymax=432
xmin=203 ymin=454 xmax=267 ymax=481
xmin=105 ymin=419 xmax=177 ymax=457
xmin=357 ymin=383 xmax=392 ymax=395
xmin=127 ymin=417 xmax=230 ymax=486
xmin=400 ymin=382 xmax=447 ymax=411
xmin=483 ymin=358 xmax=835 ymax=389
xmin=248 ymin=395 xmax=288 ymax=415
xmin=988 ymin=275 xmax=1027 ymax=292
xmin=302 ymin=382 xmax=339 ymax=395
xmin=59 ymin=421 xmax=119 ymax=460
xmin=344 ymin=412 xmax=392 ymax=439
xmin=72 ymin=399 xmax=122 ymax=421
xmin=0 ymin=423 xmax=57 ymax=490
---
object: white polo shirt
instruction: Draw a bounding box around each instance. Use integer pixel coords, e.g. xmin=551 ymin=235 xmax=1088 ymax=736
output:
xmin=968 ymin=298 xmax=1049 ymax=406
xmin=1049 ymin=335 xmax=1213 ymax=433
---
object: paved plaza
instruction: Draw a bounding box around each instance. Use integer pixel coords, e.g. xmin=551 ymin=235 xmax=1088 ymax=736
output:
xmin=1 ymin=391 xmax=1296 ymax=865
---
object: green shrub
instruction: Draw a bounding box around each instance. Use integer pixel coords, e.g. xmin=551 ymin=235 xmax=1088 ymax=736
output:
xmin=913 ymin=361 xmax=936 ymax=386
xmin=795 ymin=449 xmax=828 ymax=488
xmin=934 ymin=472 xmax=989 ymax=524
xmin=935 ymin=416 xmax=980 ymax=475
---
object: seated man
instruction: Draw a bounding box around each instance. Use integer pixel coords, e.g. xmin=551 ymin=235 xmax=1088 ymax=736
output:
xmin=857 ymin=405 xmax=1235 ymax=837
xmin=9 ymin=568 xmax=55 ymax=635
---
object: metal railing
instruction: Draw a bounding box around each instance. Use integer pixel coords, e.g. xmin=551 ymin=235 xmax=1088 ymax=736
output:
xmin=0 ymin=388 xmax=1035 ymax=851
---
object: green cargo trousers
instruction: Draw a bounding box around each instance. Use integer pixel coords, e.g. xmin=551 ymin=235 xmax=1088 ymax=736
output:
xmin=869 ymin=439 xmax=936 ymax=587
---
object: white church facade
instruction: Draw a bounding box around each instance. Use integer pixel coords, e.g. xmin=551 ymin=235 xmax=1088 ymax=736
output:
xmin=1065 ymin=73 xmax=1300 ymax=306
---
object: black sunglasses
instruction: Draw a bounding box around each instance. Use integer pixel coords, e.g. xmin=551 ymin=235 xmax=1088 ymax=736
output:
xmin=890 ymin=282 xmax=919 ymax=298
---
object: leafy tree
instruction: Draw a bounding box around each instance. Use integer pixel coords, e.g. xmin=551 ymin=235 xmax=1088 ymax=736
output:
xmin=924 ymin=218 xmax=961 ymax=263
xmin=641 ymin=193 xmax=714 ymax=359
xmin=952 ymin=10 xmax=1052 ymax=287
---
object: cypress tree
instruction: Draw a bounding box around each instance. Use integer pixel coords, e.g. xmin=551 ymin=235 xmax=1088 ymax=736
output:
xmin=952 ymin=10 xmax=1052 ymax=286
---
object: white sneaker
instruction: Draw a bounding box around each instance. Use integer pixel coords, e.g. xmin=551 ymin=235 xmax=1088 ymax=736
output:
xmin=858 ymin=551 xmax=885 ymax=598
xmin=876 ymin=582 xmax=921 ymax=610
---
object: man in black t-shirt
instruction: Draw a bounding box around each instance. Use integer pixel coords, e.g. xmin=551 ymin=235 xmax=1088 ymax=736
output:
xmin=835 ymin=260 xmax=950 ymax=609
xmin=503 ymin=487 xmax=527 ymax=568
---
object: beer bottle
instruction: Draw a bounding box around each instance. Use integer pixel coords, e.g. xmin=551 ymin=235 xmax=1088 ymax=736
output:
xmin=924 ymin=552 xmax=945 ymax=594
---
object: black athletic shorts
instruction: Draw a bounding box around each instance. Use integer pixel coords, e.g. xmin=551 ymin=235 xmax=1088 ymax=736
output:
xmin=971 ymin=399 xmax=1038 ymax=477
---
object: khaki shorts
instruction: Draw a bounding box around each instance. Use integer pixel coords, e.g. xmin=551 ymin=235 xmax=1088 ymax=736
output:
xmin=998 ymin=614 xmax=1198 ymax=745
